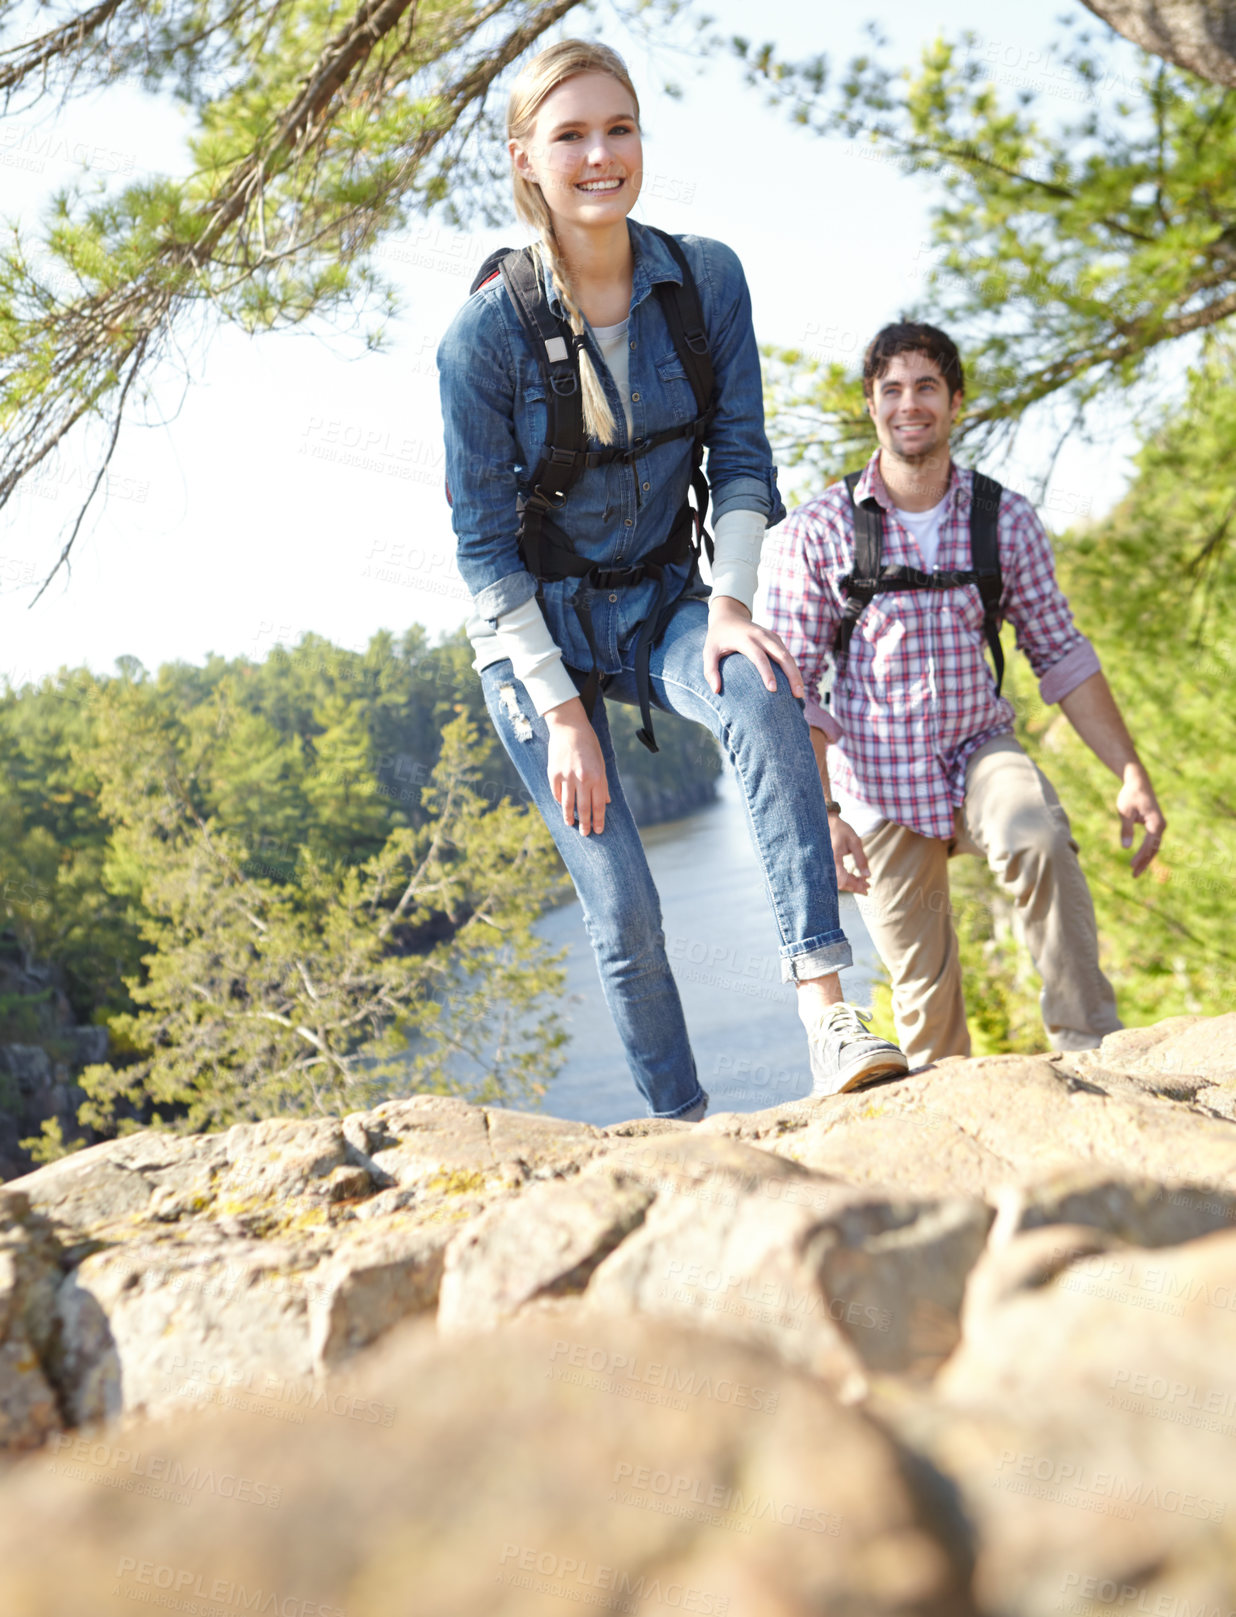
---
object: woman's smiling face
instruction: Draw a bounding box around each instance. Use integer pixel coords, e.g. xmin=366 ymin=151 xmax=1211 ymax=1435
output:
xmin=510 ymin=70 xmax=642 ymax=232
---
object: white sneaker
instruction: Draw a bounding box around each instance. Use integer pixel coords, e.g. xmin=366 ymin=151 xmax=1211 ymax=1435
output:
xmin=807 ymin=1003 xmax=908 ymax=1098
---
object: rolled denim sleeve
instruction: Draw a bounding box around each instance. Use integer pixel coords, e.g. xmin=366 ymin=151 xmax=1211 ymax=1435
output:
xmin=437 ymin=292 xmax=538 ymax=624
xmin=687 ymin=236 xmax=786 ymax=529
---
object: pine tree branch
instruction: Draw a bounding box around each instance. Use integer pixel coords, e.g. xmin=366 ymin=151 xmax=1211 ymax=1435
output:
xmin=0 ymin=0 xmax=127 ymax=99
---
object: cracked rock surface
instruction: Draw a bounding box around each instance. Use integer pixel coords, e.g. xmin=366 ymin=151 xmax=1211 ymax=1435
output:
xmin=0 ymin=1018 xmax=1235 ymax=1613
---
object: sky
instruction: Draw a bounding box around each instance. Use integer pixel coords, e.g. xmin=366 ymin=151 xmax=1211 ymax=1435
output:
xmin=0 ymin=0 xmax=1145 ymax=687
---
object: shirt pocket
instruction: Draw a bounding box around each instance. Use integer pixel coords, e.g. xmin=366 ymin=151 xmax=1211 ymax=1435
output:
xmin=513 ymin=370 xmax=548 ymax=483
xmin=940 ymin=582 xmax=986 ymax=638
xmin=652 ymin=350 xmax=699 ymax=430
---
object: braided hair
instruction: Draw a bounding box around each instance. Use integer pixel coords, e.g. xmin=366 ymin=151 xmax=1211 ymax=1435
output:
xmin=507 ymin=40 xmax=640 ymax=446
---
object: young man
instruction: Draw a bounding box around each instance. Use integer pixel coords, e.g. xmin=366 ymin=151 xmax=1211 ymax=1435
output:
xmin=764 ymin=321 xmax=1166 ymax=1067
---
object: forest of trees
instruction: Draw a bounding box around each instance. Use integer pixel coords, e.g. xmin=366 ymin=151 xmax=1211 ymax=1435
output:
xmin=0 ymin=630 xmax=719 ymax=1152
xmin=2 ymin=0 xmax=1236 ymax=1140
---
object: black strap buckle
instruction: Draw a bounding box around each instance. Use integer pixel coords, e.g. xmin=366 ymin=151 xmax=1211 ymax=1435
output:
xmin=590 ymin=566 xmax=644 ymax=590
xmin=530 ymin=483 xmax=568 ymax=510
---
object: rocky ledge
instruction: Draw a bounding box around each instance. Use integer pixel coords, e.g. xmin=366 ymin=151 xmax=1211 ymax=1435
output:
xmin=1 ymin=1016 xmax=1236 ymax=1614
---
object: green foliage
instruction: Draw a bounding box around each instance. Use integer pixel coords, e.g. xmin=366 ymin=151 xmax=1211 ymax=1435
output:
xmin=1012 ymin=349 xmax=1236 ymax=1024
xmin=0 ymin=0 xmax=714 ymax=591
xmin=18 ymin=1116 xmax=79 ymax=1165
xmin=746 ymin=16 xmax=1236 ymax=1046
xmin=746 ymin=22 xmax=1236 ymax=466
xmin=0 ymin=622 xmax=717 ymax=1130
xmin=79 ymin=697 xmax=568 ymax=1131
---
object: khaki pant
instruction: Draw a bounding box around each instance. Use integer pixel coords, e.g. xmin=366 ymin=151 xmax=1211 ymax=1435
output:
xmin=854 ymin=735 xmax=1121 ymax=1067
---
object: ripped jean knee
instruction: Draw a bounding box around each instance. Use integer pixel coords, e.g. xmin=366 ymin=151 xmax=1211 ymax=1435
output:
xmin=497 ymin=680 xmax=534 ymax=742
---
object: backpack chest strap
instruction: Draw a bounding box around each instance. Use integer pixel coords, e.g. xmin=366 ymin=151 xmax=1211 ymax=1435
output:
xmin=832 ymin=469 xmax=1007 ymax=694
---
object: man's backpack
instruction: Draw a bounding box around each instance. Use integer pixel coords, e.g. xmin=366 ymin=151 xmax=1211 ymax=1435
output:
xmin=832 ymin=470 xmax=1006 ymax=694
xmin=465 ymin=229 xmax=715 ymax=752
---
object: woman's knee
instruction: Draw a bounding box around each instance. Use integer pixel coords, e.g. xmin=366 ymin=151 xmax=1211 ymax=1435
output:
xmin=582 ymin=890 xmax=666 ymax=967
xmin=714 ymin=658 xmax=804 ymax=736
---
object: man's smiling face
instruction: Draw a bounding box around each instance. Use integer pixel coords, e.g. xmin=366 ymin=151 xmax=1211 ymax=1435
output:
xmin=866 ymin=350 xmax=963 ymax=465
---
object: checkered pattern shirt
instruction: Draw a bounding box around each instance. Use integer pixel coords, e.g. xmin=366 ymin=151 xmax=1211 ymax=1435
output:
xmin=763 ymin=451 xmax=1100 ymax=840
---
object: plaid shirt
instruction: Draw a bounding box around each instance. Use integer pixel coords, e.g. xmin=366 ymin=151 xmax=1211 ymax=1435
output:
xmin=763 ymin=450 xmax=1099 ymax=840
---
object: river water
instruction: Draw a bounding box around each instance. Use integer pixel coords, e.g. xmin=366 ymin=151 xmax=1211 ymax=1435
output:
xmin=537 ymin=773 xmax=883 ymax=1126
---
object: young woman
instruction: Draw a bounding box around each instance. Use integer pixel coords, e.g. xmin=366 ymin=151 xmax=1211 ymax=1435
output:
xmin=438 ymin=39 xmax=906 ymax=1118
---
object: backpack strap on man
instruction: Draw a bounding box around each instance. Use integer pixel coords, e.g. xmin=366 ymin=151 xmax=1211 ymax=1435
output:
xmin=832 ymin=468 xmax=1006 ymax=694
xmin=969 ymin=471 xmax=1005 ymax=695
xmin=833 ymin=471 xmax=885 ymax=677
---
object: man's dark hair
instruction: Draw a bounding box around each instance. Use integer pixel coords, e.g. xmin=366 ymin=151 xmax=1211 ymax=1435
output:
xmin=862 ymin=321 xmax=964 ymax=400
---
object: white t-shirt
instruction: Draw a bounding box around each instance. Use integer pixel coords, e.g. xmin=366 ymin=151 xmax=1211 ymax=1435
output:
xmin=592 ymin=317 xmax=633 ymax=440
xmin=892 ymin=497 xmax=947 ymax=571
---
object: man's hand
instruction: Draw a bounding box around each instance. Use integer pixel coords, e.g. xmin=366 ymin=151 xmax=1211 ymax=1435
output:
xmin=1116 ymin=764 xmax=1166 ymax=878
xmin=703 ymin=596 xmax=805 ymax=697
xmin=545 ymin=697 xmax=610 ymax=836
xmin=829 ymin=814 xmax=870 ymax=895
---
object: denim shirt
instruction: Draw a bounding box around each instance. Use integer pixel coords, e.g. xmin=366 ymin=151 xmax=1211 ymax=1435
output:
xmin=437 ymin=221 xmax=786 ymax=675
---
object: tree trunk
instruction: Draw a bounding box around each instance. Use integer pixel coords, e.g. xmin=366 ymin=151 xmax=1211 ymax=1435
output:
xmin=1081 ymin=1 xmax=1236 ymax=87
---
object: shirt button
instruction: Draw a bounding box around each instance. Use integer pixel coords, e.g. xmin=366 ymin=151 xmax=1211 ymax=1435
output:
xmin=642 ymin=481 xmax=650 ymax=491
xmin=624 ymin=519 xmax=633 ymax=527
xmin=629 ymin=340 xmax=636 ymax=350
xmin=631 ymin=391 xmax=640 ymax=402
xmin=608 ymin=593 xmax=618 ymax=603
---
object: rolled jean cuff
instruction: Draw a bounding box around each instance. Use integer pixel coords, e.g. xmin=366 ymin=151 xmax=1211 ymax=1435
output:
xmin=655 ymin=1086 xmax=710 ymax=1121
xmin=779 ymin=933 xmax=852 ymax=984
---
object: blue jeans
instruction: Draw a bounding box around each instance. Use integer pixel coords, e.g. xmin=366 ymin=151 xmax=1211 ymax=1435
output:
xmin=481 ymin=597 xmax=851 ymax=1118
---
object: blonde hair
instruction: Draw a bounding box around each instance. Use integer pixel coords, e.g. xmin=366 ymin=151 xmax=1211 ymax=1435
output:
xmin=507 ymin=40 xmax=640 ymax=445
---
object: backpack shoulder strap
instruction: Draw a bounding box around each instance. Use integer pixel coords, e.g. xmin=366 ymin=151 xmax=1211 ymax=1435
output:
xmin=469 ymin=248 xmax=514 ymax=296
xmin=496 ymin=248 xmax=588 ymax=576
xmin=832 ymin=471 xmax=884 ymax=676
xmin=643 ymin=226 xmax=715 ymax=417
xmin=968 ymin=471 xmax=1005 ymax=694
xmin=643 ymin=226 xmax=717 ymax=554
xmin=498 ymin=249 xmax=582 ymax=419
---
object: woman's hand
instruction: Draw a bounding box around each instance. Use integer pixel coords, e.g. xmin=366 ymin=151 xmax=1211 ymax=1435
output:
xmin=703 ymin=597 xmax=805 ymax=697
xmin=545 ymin=697 xmax=611 ymax=836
